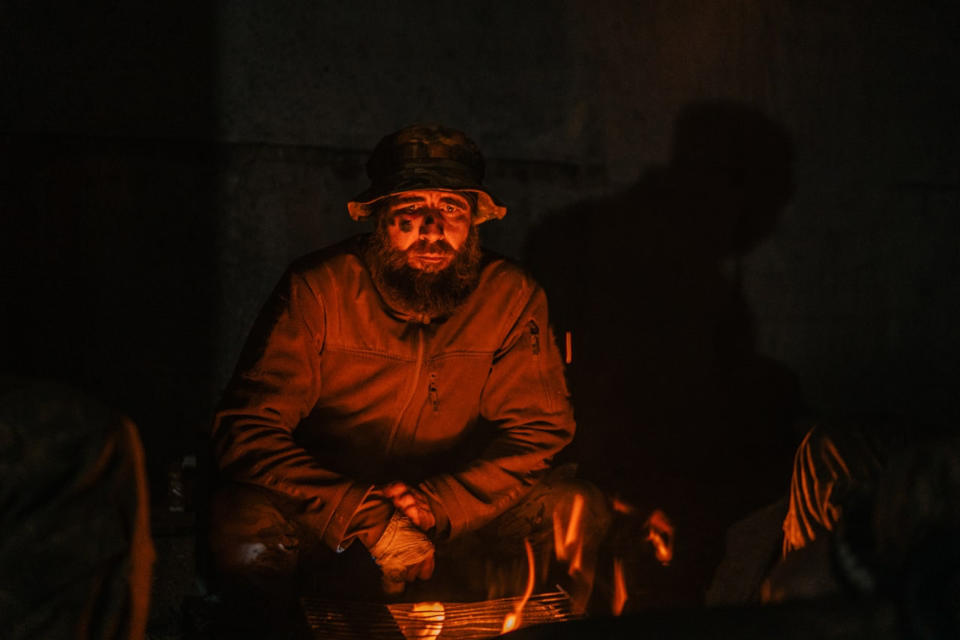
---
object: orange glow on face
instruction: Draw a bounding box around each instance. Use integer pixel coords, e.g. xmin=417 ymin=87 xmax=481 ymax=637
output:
xmin=645 ymin=509 xmax=675 ymax=566
xmin=501 ymin=538 xmax=536 ymax=635
xmin=384 ymin=190 xmax=473 ymax=270
xmin=612 ymin=557 xmax=628 ymax=616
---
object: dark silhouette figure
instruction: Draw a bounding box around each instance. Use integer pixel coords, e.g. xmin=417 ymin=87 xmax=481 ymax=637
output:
xmin=525 ymin=102 xmax=804 ymax=605
xmin=0 ymin=378 xmax=154 ymax=639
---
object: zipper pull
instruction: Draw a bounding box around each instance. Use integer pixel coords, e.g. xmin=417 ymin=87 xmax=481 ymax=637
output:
xmin=429 ymin=371 xmax=439 ymax=411
xmin=528 ymin=319 xmax=540 ymax=355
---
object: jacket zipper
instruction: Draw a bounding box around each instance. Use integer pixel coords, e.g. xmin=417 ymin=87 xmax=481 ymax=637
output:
xmin=429 ymin=372 xmax=439 ymax=412
xmin=528 ymin=319 xmax=540 ymax=355
xmin=528 ymin=318 xmax=557 ymax=410
xmin=385 ymin=326 xmax=425 ymax=454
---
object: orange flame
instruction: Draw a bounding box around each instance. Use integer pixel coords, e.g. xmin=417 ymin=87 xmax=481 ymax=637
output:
xmin=569 ymin=537 xmax=583 ymax=574
xmin=612 ymin=557 xmax=628 ymax=615
xmin=645 ymin=509 xmax=675 ymax=566
xmin=611 ymin=496 xmax=636 ymax=515
xmin=553 ymin=492 xmax=584 ymax=571
xmin=397 ymin=602 xmax=444 ymax=640
xmin=501 ymin=538 xmax=535 ymax=635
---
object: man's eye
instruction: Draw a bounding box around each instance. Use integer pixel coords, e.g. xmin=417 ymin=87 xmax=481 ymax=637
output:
xmin=398 ymin=219 xmax=413 ymax=232
xmin=445 ymin=205 xmax=456 ymax=213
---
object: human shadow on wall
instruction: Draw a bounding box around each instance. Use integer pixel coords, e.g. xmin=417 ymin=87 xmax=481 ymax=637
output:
xmin=524 ymin=102 xmax=804 ymax=603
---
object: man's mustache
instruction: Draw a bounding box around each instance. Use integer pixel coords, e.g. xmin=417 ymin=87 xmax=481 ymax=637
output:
xmin=406 ymin=239 xmax=455 ymax=255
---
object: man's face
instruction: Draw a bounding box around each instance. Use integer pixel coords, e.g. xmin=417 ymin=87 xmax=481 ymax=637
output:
xmin=382 ymin=190 xmax=473 ymax=272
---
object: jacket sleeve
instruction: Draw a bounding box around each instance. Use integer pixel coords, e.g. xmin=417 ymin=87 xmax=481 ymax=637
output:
xmin=421 ymin=281 xmax=575 ymax=539
xmin=211 ymin=268 xmax=374 ymax=551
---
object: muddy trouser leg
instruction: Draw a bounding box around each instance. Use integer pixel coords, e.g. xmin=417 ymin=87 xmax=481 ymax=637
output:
xmin=0 ymin=380 xmax=154 ymax=640
xmin=434 ymin=468 xmax=610 ymax=612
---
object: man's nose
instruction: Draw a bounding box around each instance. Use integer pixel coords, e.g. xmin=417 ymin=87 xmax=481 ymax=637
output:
xmin=418 ymin=214 xmax=444 ymax=240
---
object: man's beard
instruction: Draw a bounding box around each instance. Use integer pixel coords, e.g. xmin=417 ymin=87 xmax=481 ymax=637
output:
xmin=364 ymin=225 xmax=483 ymax=319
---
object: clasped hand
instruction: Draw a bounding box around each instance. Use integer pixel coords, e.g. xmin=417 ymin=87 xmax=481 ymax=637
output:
xmin=365 ymin=482 xmax=438 ymax=595
xmin=368 ymin=510 xmax=435 ymax=595
xmin=382 ymin=482 xmax=436 ymax=532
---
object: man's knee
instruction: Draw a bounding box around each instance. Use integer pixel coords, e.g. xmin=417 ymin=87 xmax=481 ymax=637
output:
xmin=207 ymin=483 xmax=301 ymax=580
xmin=548 ymin=478 xmax=611 ymax=533
xmin=496 ymin=476 xmax=611 ymax=547
xmin=782 ymin=423 xmax=888 ymax=555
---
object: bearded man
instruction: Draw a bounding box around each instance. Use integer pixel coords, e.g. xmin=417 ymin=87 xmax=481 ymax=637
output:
xmin=208 ymin=125 xmax=606 ymax=623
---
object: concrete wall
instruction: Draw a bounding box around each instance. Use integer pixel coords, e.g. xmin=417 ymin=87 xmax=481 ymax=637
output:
xmin=3 ymin=1 xmax=958 ymax=487
xmin=212 ymin=0 xmax=960 ymax=425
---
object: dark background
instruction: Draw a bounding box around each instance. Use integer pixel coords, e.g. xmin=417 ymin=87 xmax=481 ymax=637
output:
xmin=2 ymin=0 xmax=958 ymax=605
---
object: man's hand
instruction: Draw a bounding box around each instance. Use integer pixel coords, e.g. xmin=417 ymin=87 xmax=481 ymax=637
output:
xmin=368 ymin=511 xmax=435 ymax=595
xmin=383 ymin=482 xmax=437 ymax=532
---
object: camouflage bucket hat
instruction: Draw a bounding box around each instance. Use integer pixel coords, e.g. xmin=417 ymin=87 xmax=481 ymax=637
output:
xmin=347 ymin=124 xmax=507 ymax=224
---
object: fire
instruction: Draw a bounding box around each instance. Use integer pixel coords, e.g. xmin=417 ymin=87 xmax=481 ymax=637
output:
xmin=612 ymin=557 xmax=628 ymax=615
xmin=500 ymin=538 xmax=535 ymax=635
xmin=553 ymin=492 xmax=584 ymax=568
xmin=569 ymin=536 xmax=583 ymax=574
xmin=397 ymin=602 xmax=445 ymax=640
xmin=501 ymin=613 xmax=518 ymax=633
xmin=611 ymin=496 xmax=636 ymax=515
xmin=644 ymin=509 xmax=674 ymax=566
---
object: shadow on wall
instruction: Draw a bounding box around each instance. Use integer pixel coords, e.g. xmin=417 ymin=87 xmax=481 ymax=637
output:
xmin=525 ymin=101 xmax=805 ymax=602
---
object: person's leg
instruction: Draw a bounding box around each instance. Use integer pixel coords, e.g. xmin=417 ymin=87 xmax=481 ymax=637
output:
xmin=428 ymin=469 xmax=610 ymax=610
xmin=207 ymin=482 xmax=303 ymax=625
xmin=766 ymin=422 xmax=892 ymax=603
xmin=780 ymin=425 xmax=884 ymax=557
xmin=208 ymin=482 xmax=405 ymax=609
xmin=0 ymin=379 xmax=154 ymax=640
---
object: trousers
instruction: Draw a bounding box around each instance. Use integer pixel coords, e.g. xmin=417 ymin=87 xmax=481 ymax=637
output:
xmin=206 ymin=465 xmax=609 ymax=612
